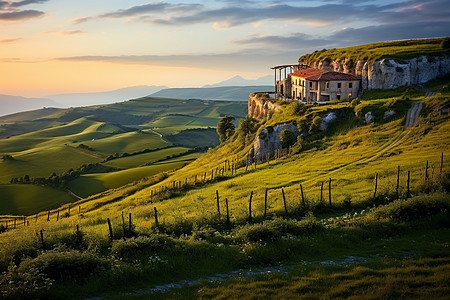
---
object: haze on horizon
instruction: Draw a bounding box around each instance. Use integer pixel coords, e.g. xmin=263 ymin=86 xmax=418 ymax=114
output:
xmin=1 ymin=0 xmax=450 ymax=98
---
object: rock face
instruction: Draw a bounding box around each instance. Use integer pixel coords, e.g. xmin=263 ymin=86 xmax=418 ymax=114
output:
xmin=300 ymin=55 xmax=450 ymax=91
xmin=248 ymin=93 xmax=282 ymax=120
xmin=252 ymin=123 xmax=299 ymax=160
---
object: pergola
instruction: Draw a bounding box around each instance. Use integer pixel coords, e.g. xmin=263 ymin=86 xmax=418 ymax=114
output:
xmin=271 ymin=64 xmax=309 ymax=98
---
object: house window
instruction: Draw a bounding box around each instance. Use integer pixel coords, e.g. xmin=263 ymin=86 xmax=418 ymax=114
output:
xmin=309 ymin=81 xmax=313 ymax=88
xmin=325 ymin=82 xmax=329 ymax=89
xmin=337 ymin=82 xmax=342 ymax=89
xmin=349 ymin=82 xmax=353 ymax=88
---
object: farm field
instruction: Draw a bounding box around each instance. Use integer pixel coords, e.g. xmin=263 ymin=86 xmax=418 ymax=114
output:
xmin=0 ymin=97 xmax=247 ymax=215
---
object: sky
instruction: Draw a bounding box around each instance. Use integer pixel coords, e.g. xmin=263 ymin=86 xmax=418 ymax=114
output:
xmin=1 ymin=0 xmax=450 ymax=97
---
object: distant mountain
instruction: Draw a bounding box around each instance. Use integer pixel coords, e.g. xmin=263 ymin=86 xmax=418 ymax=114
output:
xmin=0 ymin=94 xmax=61 ymax=117
xmin=47 ymin=85 xmax=167 ymax=107
xmin=203 ymin=75 xmax=273 ymax=88
xmin=150 ymin=85 xmax=273 ymax=101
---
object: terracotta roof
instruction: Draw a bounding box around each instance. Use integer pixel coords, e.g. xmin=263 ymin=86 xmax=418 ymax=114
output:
xmin=289 ymin=68 xmax=358 ymax=81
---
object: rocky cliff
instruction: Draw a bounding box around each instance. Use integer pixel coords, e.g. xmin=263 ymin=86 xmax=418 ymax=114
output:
xmin=299 ymin=55 xmax=450 ymax=91
xmin=248 ymin=93 xmax=282 ymax=120
xmin=251 ymin=123 xmax=299 ymax=160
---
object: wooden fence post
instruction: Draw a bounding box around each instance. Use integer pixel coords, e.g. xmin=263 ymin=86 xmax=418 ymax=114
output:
xmin=373 ymin=173 xmax=378 ymax=199
xmin=328 ymin=178 xmax=332 ymax=206
xmin=56 ymin=210 xmax=59 ymax=221
xmin=264 ymin=188 xmax=268 ymax=218
xmin=424 ymin=160 xmax=429 ymax=181
xmin=248 ymin=191 xmax=253 ymax=222
xmin=68 ymin=207 xmax=70 ymax=217
xmin=154 ymin=207 xmax=159 ymax=226
xmin=47 ymin=211 xmax=50 ymax=221
xmin=282 ymin=188 xmax=288 ymax=216
xmin=121 ymin=212 xmax=126 ymax=233
xmin=406 ymin=171 xmax=411 ymax=198
xmin=216 ymin=190 xmax=221 ymax=219
xmin=225 ymin=198 xmax=230 ymax=225
xmin=129 ymin=213 xmax=132 ymax=232
xmin=40 ymin=229 xmax=45 ymax=248
xmin=440 ymin=152 xmax=444 ymax=177
xmin=151 ymin=190 xmax=154 ymax=202
xmin=107 ymin=218 xmax=113 ymax=240
xmin=396 ymin=166 xmax=400 ymax=198
xmin=320 ymin=182 xmax=324 ymax=203
xmin=78 ymin=206 xmax=81 ymax=214
xmin=14 ymin=218 xmax=16 ymax=229
xmin=300 ymin=184 xmax=305 ymax=208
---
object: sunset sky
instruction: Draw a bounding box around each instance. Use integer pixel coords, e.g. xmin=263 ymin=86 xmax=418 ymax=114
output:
xmin=1 ymin=0 xmax=449 ymax=97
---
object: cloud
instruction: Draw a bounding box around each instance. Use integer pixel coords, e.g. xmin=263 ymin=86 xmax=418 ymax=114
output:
xmin=0 ymin=0 xmax=48 ymax=21
xmin=0 ymin=38 xmax=21 ymax=43
xmin=72 ymin=16 xmax=92 ymax=24
xmin=55 ymin=52 xmax=291 ymax=73
xmin=0 ymin=9 xmax=44 ymax=21
xmin=100 ymin=2 xmax=202 ymax=19
xmin=42 ymin=30 xmax=83 ymax=36
xmin=233 ymin=21 xmax=450 ymax=54
xmin=10 ymin=0 xmax=48 ymax=7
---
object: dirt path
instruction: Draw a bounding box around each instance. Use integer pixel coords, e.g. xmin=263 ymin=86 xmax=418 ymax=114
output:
xmin=67 ymin=189 xmax=83 ymax=200
xmin=84 ymin=256 xmax=369 ymax=299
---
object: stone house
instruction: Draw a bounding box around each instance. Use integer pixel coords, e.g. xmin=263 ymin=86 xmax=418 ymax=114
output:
xmin=275 ymin=68 xmax=360 ymax=103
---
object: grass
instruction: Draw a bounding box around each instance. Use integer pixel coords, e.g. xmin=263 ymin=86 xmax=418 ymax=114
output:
xmin=69 ymin=155 xmax=200 ymax=198
xmin=299 ymin=37 xmax=450 ymax=64
xmin=0 ymin=184 xmax=75 ymax=215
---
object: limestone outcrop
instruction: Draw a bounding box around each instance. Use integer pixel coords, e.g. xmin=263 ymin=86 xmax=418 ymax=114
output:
xmin=300 ymin=55 xmax=450 ymax=91
xmin=251 ymin=123 xmax=299 ymax=160
xmin=248 ymin=93 xmax=282 ymax=120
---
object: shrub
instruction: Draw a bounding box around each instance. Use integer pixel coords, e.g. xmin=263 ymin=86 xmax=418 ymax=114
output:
xmin=233 ymin=217 xmax=323 ymax=243
xmin=366 ymin=193 xmax=450 ymax=222
xmin=309 ymin=116 xmax=323 ymax=133
xmin=19 ymin=250 xmax=109 ymax=280
xmin=279 ymin=129 xmax=296 ymax=148
xmin=111 ymin=235 xmax=175 ymax=258
xmin=233 ymin=223 xmax=280 ymax=243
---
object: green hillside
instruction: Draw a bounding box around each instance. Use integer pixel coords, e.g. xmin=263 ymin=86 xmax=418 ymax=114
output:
xmin=0 ymin=76 xmax=448 ymax=299
xmin=299 ymin=37 xmax=450 ymax=63
xmin=0 ymin=97 xmax=247 ymax=215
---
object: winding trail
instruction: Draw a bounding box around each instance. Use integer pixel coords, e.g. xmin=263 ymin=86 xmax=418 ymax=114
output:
xmin=148 ymin=128 xmax=169 ymax=144
xmin=67 ymin=189 xmax=83 ymax=200
xmin=84 ymin=256 xmax=369 ymax=299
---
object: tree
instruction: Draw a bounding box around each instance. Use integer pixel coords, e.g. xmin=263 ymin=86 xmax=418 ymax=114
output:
xmin=279 ymin=129 xmax=296 ymax=148
xmin=238 ymin=116 xmax=258 ymax=136
xmin=217 ymin=115 xmax=235 ymax=143
xmin=309 ymin=115 xmax=323 ymax=134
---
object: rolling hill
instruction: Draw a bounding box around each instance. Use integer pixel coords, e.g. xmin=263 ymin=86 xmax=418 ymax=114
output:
xmin=0 ymin=74 xmax=448 ymax=299
xmin=0 ymin=96 xmax=248 ymax=215
xmin=0 ymin=94 xmax=61 ymax=117
xmin=150 ymin=85 xmax=273 ymax=101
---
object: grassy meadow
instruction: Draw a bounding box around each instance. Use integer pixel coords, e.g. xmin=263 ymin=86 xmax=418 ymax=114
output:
xmin=299 ymin=37 xmax=450 ymax=64
xmin=0 ymin=76 xmax=448 ymax=299
xmin=0 ymin=97 xmax=247 ymax=215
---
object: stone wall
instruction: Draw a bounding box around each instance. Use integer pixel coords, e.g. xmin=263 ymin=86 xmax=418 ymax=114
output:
xmin=300 ymin=55 xmax=450 ymax=91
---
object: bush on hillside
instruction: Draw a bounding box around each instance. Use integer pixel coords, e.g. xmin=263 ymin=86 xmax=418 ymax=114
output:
xmin=233 ymin=217 xmax=323 ymax=243
xmin=279 ymin=129 xmax=296 ymax=148
xmin=111 ymin=235 xmax=175 ymax=259
xmin=366 ymin=193 xmax=449 ymax=222
xmin=18 ymin=250 xmax=109 ymax=280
